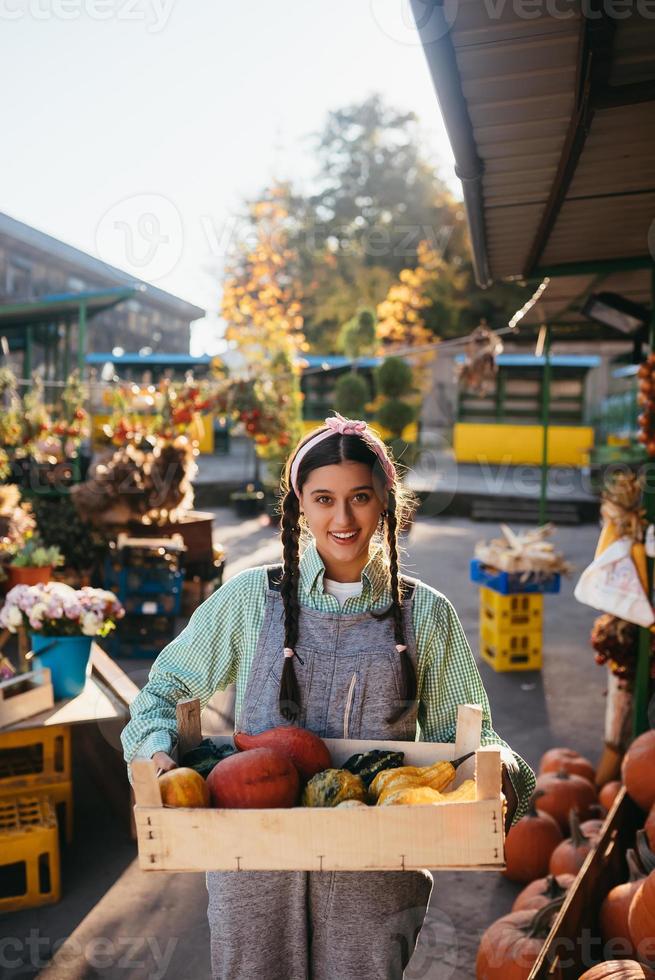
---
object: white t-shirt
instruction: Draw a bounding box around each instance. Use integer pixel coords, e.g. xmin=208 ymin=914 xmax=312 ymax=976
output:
xmin=323 ymin=577 xmax=362 ymax=607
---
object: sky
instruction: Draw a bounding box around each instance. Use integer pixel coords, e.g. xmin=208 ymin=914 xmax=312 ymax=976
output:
xmin=0 ymin=0 xmax=458 ymax=354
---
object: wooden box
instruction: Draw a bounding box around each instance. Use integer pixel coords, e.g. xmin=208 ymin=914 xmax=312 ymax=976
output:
xmin=0 ymin=668 xmax=54 ymax=729
xmin=132 ymin=703 xmax=506 ymax=873
xmin=128 ymin=511 xmax=214 ymax=565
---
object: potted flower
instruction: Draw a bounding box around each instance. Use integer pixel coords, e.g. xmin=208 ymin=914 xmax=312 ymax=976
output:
xmin=6 ymin=538 xmax=64 ymax=589
xmin=0 ymin=582 xmax=124 ymax=699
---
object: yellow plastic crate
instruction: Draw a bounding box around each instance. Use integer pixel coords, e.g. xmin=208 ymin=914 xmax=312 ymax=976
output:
xmin=0 ymin=780 xmax=73 ymax=844
xmin=0 ymin=724 xmax=71 ymax=791
xmin=0 ymin=796 xmax=60 ymax=911
xmin=479 ymin=587 xmax=543 ymax=633
xmin=480 ymin=621 xmax=542 ymax=672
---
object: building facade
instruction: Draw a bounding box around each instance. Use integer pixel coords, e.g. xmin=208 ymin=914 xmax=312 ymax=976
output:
xmin=0 ymin=211 xmax=204 ymax=354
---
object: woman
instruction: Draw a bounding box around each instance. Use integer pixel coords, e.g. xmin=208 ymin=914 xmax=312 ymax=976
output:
xmin=122 ymin=413 xmax=535 ymax=980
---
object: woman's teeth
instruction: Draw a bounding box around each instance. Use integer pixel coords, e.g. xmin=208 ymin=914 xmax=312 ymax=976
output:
xmin=330 ymin=530 xmax=359 ymax=541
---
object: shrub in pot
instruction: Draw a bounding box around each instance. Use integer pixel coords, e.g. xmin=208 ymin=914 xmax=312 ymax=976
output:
xmin=7 ymin=539 xmax=64 ymax=588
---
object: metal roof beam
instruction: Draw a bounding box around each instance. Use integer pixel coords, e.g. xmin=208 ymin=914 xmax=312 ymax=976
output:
xmin=533 ymin=256 xmax=654 ymax=278
xmin=594 ymin=80 xmax=655 ymax=110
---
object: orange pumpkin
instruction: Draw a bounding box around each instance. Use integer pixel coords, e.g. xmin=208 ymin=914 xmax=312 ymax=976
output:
xmin=549 ymin=809 xmax=595 ymax=877
xmin=158 ymin=766 xmax=210 ymax=808
xmin=599 ymin=780 xmax=622 ymax=811
xmin=628 ymin=868 xmax=655 ymax=965
xmin=600 ymin=850 xmax=645 ymax=959
xmin=512 ymin=873 xmax=575 ymax=913
xmin=206 ymin=747 xmax=300 ymax=809
xmin=535 ymin=770 xmax=598 ymax=833
xmin=476 ymin=899 xmax=563 ymax=979
xmin=539 ymin=747 xmax=596 ymax=785
xmin=233 ymin=725 xmax=332 ymax=782
xmin=503 ymin=792 xmax=563 ymax=884
xmin=578 ymin=963 xmax=655 ymax=979
xmin=622 ymin=731 xmax=655 ymax=812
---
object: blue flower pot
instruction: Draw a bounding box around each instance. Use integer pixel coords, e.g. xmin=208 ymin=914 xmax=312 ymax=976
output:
xmin=30 ymin=634 xmax=93 ymax=700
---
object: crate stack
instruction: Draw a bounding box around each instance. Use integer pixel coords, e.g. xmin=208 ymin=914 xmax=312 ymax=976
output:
xmin=0 ymin=724 xmax=71 ymax=911
xmin=470 ymin=559 xmax=561 ymax=672
xmin=103 ymin=534 xmax=186 ymax=659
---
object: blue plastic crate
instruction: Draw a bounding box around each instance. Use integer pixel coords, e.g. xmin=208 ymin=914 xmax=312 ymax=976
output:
xmin=470 ymin=558 xmax=561 ymax=595
xmin=103 ymin=560 xmax=184 ymax=597
xmin=120 ymin=590 xmax=182 ymax=616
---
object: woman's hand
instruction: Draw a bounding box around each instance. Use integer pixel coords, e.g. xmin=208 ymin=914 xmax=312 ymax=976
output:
xmin=152 ymin=751 xmax=178 ymax=773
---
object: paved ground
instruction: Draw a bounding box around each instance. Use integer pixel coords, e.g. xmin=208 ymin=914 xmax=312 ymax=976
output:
xmin=1 ymin=509 xmax=604 ymax=980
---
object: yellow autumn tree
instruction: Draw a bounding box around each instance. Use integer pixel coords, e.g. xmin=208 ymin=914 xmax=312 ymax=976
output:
xmin=374 ymin=240 xmax=444 ymax=405
xmin=221 ymin=185 xmax=306 ymax=470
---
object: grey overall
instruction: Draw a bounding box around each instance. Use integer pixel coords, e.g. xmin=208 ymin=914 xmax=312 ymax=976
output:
xmin=206 ymin=566 xmax=433 ymax=980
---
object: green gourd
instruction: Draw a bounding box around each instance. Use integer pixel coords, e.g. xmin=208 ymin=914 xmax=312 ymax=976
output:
xmin=180 ymin=738 xmax=236 ymax=779
xmin=342 ymin=749 xmax=405 ymax=788
xmin=302 ymin=769 xmax=367 ymax=807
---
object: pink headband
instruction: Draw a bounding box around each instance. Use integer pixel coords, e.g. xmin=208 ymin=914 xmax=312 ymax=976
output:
xmin=290 ymin=412 xmax=396 ymax=496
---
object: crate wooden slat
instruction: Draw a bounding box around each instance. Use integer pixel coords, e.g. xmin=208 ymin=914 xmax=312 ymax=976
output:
xmin=0 ymin=668 xmax=54 ymax=728
xmin=527 ymin=787 xmax=642 ymax=979
xmin=132 ymin=703 xmax=507 ymax=873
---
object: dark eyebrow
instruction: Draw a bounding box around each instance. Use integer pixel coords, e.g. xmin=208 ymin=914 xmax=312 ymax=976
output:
xmin=310 ymin=485 xmax=374 ymax=494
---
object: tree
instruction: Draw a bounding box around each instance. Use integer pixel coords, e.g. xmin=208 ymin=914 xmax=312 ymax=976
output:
xmin=337 ymin=308 xmax=377 ymax=360
xmin=334 ymin=372 xmax=370 ymax=418
xmin=288 ymin=94 xmax=468 ymax=354
xmin=221 ymin=184 xmax=306 ymax=472
xmin=308 ymin=94 xmax=466 ymax=275
xmin=374 ymin=356 xmax=417 ymax=443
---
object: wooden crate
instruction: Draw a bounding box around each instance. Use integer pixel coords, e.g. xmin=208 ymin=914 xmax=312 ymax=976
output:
xmin=527 ymin=787 xmax=642 ymax=979
xmin=0 ymin=668 xmax=54 ymax=729
xmin=132 ymin=702 xmax=506 ymax=873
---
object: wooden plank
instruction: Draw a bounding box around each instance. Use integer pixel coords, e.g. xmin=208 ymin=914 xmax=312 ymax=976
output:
xmin=176 ymin=698 xmax=201 ymax=758
xmin=454 ymin=704 xmax=483 ymax=784
xmin=5 ymin=644 xmax=135 ymax=730
xmin=0 ymin=668 xmax=54 ymax=728
xmin=528 ymin=788 xmax=642 ymax=979
xmin=134 ymin=798 xmax=504 ymax=872
xmin=89 ymin=643 xmax=139 ymax=707
xmin=476 ymin=748 xmax=502 ymax=801
xmin=131 ymin=759 xmax=163 ymax=807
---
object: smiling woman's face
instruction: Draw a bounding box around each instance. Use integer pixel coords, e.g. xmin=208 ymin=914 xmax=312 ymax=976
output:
xmin=299 ymin=461 xmax=385 ymax=583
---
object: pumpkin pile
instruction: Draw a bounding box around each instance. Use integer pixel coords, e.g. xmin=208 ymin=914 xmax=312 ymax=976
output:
xmin=156 ymin=726 xmax=477 ymax=811
xmin=478 ymin=733 xmax=655 ymax=977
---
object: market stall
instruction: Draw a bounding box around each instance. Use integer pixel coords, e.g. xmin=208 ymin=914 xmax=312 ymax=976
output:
xmin=412 ymin=0 xmax=655 ymax=973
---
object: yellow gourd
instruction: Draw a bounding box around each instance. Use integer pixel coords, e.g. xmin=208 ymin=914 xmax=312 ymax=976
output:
xmin=378 ymin=778 xmax=477 ymax=807
xmin=441 ymin=778 xmax=476 ymax=802
xmin=369 ymin=761 xmax=457 ymax=802
xmin=378 ymin=786 xmax=445 ymax=806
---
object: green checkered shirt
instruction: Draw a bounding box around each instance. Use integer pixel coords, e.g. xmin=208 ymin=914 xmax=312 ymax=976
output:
xmin=121 ymin=541 xmax=535 ymax=820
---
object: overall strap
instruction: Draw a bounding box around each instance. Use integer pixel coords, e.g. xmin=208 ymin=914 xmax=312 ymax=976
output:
xmin=399 ymin=576 xmax=417 ymax=602
xmin=267 ymin=563 xmax=416 ymax=601
xmin=267 ymin=564 xmax=284 ymax=592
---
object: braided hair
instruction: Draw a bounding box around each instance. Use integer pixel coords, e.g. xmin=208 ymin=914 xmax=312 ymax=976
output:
xmin=277 ymin=426 xmax=417 ymax=723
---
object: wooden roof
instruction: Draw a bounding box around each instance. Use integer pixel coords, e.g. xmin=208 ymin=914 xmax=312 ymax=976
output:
xmin=414 ymin=1 xmax=655 ymax=293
